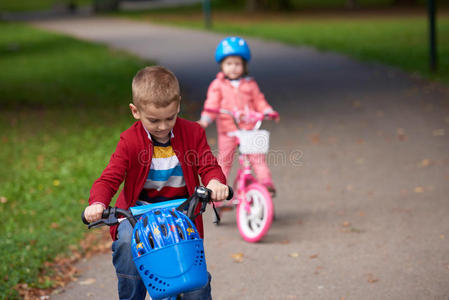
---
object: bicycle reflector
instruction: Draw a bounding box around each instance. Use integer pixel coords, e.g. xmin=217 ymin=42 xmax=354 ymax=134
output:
xmin=130 ymin=208 xmax=208 ymax=299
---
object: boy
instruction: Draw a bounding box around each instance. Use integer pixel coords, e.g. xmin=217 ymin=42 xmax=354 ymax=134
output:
xmin=84 ymin=66 xmax=228 ymax=300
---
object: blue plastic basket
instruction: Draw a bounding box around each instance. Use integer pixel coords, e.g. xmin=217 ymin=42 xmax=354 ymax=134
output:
xmin=134 ymin=239 xmax=208 ymax=299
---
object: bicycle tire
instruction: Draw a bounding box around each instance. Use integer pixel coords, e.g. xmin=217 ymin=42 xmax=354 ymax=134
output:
xmin=236 ymin=183 xmax=273 ymax=243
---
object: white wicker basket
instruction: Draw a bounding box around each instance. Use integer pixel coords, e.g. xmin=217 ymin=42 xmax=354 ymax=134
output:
xmin=230 ymin=130 xmax=270 ymax=154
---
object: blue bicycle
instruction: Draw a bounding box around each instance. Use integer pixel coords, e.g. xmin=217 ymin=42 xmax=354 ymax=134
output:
xmin=82 ymin=186 xmax=232 ymax=300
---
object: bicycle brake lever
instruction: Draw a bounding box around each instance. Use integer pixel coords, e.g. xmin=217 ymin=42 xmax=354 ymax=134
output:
xmin=211 ymin=202 xmax=221 ymax=225
xmin=88 ymin=220 xmax=106 ymax=229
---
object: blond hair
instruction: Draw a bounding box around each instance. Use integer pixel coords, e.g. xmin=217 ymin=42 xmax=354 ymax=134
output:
xmin=132 ymin=66 xmax=181 ymax=109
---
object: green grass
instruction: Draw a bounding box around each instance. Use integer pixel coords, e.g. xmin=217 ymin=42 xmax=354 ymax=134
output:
xmin=120 ymin=7 xmax=449 ymax=85
xmin=0 ymin=22 xmax=149 ymax=299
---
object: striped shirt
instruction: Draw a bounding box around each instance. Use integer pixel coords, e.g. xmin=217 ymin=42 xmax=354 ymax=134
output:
xmin=139 ymin=138 xmax=188 ymax=203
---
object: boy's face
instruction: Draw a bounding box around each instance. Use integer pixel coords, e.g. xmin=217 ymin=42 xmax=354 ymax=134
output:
xmin=130 ymin=101 xmax=180 ymax=143
xmin=221 ymin=56 xmax=244 ymax=80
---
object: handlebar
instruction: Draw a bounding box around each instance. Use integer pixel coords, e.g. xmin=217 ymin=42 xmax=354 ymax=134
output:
xmin=204 ymin=108 xmax=278 ymax=122
xmin=82 ymin=186 xmax=233 ymax=229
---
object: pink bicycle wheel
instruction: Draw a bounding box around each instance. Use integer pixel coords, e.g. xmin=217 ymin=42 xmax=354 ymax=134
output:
xmin=236 ymin=183 xmax=273 ymax=243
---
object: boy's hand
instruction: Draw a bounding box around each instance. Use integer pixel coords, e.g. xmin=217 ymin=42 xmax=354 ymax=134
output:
xmin=197 ymin=120 xmax=209 ymax=128
xmin=206 ymin=179 xmax=229 ymax=202
xmin=84 ymin=204 xmax=105 ymax=223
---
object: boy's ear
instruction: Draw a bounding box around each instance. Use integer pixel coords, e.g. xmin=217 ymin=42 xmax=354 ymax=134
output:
xmin=129 ymin=103 xmax=140 ymax=120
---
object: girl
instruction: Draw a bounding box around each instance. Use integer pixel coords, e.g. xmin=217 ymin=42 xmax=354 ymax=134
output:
xmin=198 ymin=36 xmax=279 ymax=197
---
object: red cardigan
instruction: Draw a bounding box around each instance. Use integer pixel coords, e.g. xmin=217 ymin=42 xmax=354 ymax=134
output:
xmin=89 ymin=117 xmax=226 ymax=240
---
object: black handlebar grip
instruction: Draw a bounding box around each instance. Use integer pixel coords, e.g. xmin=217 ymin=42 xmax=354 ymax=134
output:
xmin=227 ymin=186 xmax=234 ymax=200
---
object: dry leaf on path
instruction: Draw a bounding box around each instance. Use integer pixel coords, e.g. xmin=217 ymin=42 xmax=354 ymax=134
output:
xmin=414 ymin=187 xmax=424 ymax=193
xmin=79 ymin=278 xmax=96 ymax=285
xmin=419 ymin=159 xmax=432 ymax=168
xmin=367 ymin=273 xmax=379 ymax=283
xmin=309 ymin=254 xmax=319 ymax=259
xmin=289 ymin=252 xmax=299 ymax=258
xmin=433 ymin=129 xmax=445 ymax=136
xmin=231 ymin=253 xmax=244 ymax=263
xmin=352 ymin=100 xmax=362 ymax=108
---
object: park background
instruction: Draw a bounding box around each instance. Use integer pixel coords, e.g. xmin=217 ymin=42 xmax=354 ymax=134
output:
xmin=1 ymin=0 xmax=448 ymax=299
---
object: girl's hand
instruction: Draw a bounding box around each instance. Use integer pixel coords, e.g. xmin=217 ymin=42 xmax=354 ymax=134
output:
xmin=268 ymin=111 xmax=280 ymax=123
xmin=197 ymin=120 xmax=209 ymax=128
xmin=206 ymin=179 xmax=229 ymax=201
xmin=84 ymin=204 xmax=105 ymax=223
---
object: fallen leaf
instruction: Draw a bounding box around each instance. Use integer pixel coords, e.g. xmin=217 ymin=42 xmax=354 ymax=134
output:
xmin=419 ymin=159 xmax=432 ymax=168
xmin=433 ymin=129 xmax=445 ymax=136
xmin=79 ymin=278 xmax=96 ymax=285
xmin=440 ymin=234 xmax=445 ymax=240
xmin=309 ymin=134 xmax=320 ymax=145
xmin=414 ymin=187 xmax=424 ymax=193
xmin=367 ymin=273 xmax=379 ymax=283
xmin=396 ymin=128 xmax=407 ymax=141
xmin=355 ymin=158 xmax=365 ymax=165
xmin=0 ymin=196 xmax=7 ymax=204
xmin=342 ymin=221 xmax=351 ymax=227
xmin=346 ymin=185 xmax=353 ymax=192
xmin=309 ymin=254 xmax=319 ymax=259
xmin=278 ymin=240 xmax=290 ymax=245
xmin=50 ymin=223 xmax=59 ymax=229
xmin=53 ymin=180 xmax=60 ymax=187
xmin=231 ymin=253 xmax=244 ymax=263
xmin=289 ymin=252 xmax=299 ymax=258
xmin=356 ymin=138 xmax=365 ymax=144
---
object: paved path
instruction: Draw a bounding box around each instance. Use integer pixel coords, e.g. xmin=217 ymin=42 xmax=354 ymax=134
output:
xmin=32 ymin=17 xmax=449 ymax=300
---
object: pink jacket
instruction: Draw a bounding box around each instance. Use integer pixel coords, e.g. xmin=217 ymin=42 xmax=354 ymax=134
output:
xmin=201 ymin=72 xmax=273 ymax=133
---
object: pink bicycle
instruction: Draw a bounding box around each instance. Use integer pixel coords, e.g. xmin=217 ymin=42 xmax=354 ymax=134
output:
xmin=204 ymin=108 xmax=278 ymax=243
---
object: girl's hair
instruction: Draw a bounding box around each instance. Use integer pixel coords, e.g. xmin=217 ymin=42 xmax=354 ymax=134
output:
xmin=132 ymin=66 xmax=181 ymax=109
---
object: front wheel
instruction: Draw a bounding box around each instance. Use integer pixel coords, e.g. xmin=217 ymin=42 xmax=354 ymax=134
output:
xmin=236 ymin=183 xmax=273 ymax=243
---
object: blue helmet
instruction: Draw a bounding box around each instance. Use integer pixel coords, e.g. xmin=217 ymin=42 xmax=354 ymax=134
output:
xmin=215 ymin=36 xmax=251 ymax=63
xmin=131 ymin=208 xmax=201 ymax=258
xmin=131 ymin=208 xmax=208 ymax=299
